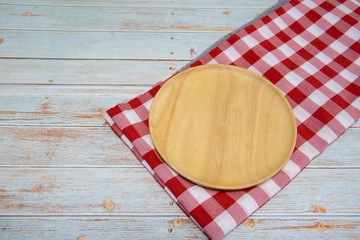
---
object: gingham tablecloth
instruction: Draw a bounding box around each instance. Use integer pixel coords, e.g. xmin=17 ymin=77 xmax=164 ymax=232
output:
xmin=105 ymin=0 xmax=360 ymax=239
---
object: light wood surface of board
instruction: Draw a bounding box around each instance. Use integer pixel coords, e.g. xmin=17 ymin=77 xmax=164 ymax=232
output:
xmin=150 ymin=64 xmax=296 ymax=190
xmin=0 ymin=0 xmax=359 ymax=239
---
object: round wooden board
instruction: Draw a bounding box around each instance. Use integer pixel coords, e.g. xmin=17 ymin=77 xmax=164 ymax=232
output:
xmin=149 ymin=64 xmax=297 ymax=190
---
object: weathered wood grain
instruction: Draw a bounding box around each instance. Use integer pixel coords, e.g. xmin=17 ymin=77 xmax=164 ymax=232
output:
xmin=307 ymin=126 xmax=360 ymax=167
xmin=0 ymin=0 xmax=277 ymax=8
xmin=0 ymin=126 xmax=137 ymax=166
xmin=0 ymin=5 xmax=266 ymax=32
xmin=0 ymin=168 xmax=180 ymax=215
xmin=0 ymin=59 xmax=184 ymax=85
xmin=0 ymin=85 xmax=145 ymax=126
xmin=1 ymin=86 xmax=359 ymax=128
xmin=0 ymin=126 xmax=358 ymax=167
xmin=150 ymin=65 xmax=296 ymax=190
xmin=0 ymin=216 xmax=359 ymax=240
xmin=0 ymin=168 xmax=358 ymax=215
xmin=0 ymin=31 xmax=225 ymax=60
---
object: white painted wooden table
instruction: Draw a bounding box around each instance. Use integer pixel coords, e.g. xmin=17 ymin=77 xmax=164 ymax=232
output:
xmin=0 ymin=1 xmax=359 ymax=239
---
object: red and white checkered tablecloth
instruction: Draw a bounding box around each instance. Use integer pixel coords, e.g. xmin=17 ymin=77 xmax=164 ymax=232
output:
xmin=104 ymin=0 xmax=360 ymax=239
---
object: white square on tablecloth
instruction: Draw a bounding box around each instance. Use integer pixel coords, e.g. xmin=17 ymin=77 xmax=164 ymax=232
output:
xmin=307 ymin=24 xmax=325 ymax=37
xmin=214 ymin=211 xmax=237 ymax=234
xmin=339 ymin=67 xmax=360 ymax=82
xmin=142 ymin=134 xmax=154 ymax=149
xmin=208 ymin=59 xmax=219 ymax=64
xmin=236 ymin=193 xmax=258 ymax=215
xmin=123 ymin=109 xmax=142 ymax=124
xmin=339 ymin=68 xmax=358 ymax=82
xmin=330 ymin=40 xmax=348 ymax=54
xmin=325 ymin=80 xmax=343 ymax=94
xmin=258 ymin=25 xmax=274 ymax=38
xmin=143 ymin=99 xmax=153 ymax=111
xmin=317 ymin=125 xmax=337 ymax=143
xmin=293 ymin=35 xmax=308 ymax=48
xmin=263 ymin=52 xmax=281 ymax=65
xmin=282 ymin=160 xmax=301 ymax=179
xmin=259 ymin=179 xmax=281 ymax=197
xmin=294 ymin=105 xmax=312 ymax=122
xmin=273 ymin=17 xmax=288 ymax=30
xmin=301 ymin=62 xmax=318 ymax=75
xmin=338 ymin=3 xmax=352 ymax=14
xmin=335 ymin=110 xmax=354 ymax=129
xmin=345 ymin=26 xmax=360 ymax=41
xmin=242 ymin=35 xmax=258 ymax=48
xmin=302 ymin=0 xmax=317 ymax=9
xmin=278 ymin=44 xmax=295 ymax=57
xmin=298 ymin=142 xmax=320 ymax=160
xmin=224 ymin=46 xmax=241 ymax=62
xmin=287 ymin=7 xmax=303 ymax=20
xmin=323 ymin=12 xmax=340 ymax=25
xmin=188 ymin=185 xmax=212 ymax=204
xmin=308 ymin=89 xmax=329 ymax=106
xmin=285 ymin=71 xmax=303 ymax=87
xmin=315 ymin=52 xmax=332 ymax=65
xmin=353 ymin=97 xmax=360 ymax=110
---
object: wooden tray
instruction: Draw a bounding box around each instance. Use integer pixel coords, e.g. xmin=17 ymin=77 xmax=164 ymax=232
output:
xmin=149 ymin=64 xmax=297 ymax=190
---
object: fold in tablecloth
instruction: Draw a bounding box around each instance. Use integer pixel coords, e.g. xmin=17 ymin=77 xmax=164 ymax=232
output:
xmin=105 ymin=0 xmax=360 ymax=239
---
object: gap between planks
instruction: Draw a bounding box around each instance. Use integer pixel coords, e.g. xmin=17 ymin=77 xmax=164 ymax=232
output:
xmin=0 ymin=57 xmax=193 ymax=61
xmin=0 ymin=3 xmax=274 ymax=9
xmin=0 ymin=57 xmax=189 ymax=61
xmin=0 ymin=83 xmax=156 ymax=87
xmin=0 ymin=214 xmax=359 ymax=218
xmin=0 ymin=28 xmax=240 ymax=33
xmin=0 ymin=165 xmax=359 ymax=169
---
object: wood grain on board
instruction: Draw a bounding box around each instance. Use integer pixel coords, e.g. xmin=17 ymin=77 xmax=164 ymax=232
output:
xmin=150 ymin=65 xmax=297 ymax=190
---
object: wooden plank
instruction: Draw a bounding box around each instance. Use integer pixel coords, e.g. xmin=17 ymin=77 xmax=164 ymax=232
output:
xmin=257 ymin=169 xmax=360 ymax=215
xmin=0 ymin=85 xmax=145 ymax=126
xmin=0 ymin=126 xmax=358 ymax=167
xmin=0 ymin=216 xmax=359 ymax=240
xmin=0 ymin=30 xmax=225 ymax=59
xmin=0 ymin=126 xmax=138 ymax=166
xmin=0 ymin=168 xmax=181 ymax=215
xmin=0 ymin=168 xmax=358 ymax=215
xmin=308 ymin=127 xmax=360 ymax=168
xmin=0 ymin=59 xmax=184 ymax=85
xmin=0 ymin=5 xmax=267 ymax=32
xmin=1 ymin=86 xmax=359 ymax=127
xmin=0 ymin=0 xmax=278 ymax=8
